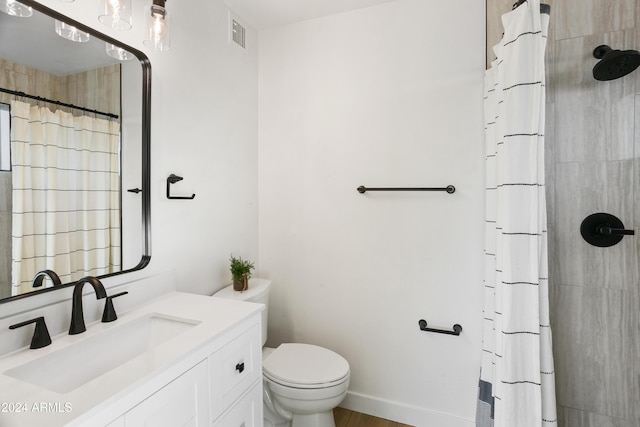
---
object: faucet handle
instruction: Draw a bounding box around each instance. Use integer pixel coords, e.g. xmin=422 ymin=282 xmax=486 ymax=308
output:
xmin=102 ymin=291 xmax=129 ymax=323
xmin=9 ymin=317 xmax=52 ymax=349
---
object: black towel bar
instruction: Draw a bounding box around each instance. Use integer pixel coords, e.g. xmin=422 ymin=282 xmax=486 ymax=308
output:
xmin=418 ymin=319 xmax=462 ymax=336
xmin=357 ymin=185 xmax=455 ymax=194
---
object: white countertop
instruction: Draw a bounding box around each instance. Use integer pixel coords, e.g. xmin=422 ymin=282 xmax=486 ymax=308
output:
xmin=0 ymin=292 xmax=263 ymax=427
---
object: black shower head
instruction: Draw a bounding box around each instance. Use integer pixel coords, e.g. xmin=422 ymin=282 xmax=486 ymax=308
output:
xmin=592 ymin=45 xmax=640 ymax=81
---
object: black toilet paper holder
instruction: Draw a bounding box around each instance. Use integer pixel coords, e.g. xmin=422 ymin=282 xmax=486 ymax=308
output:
xmin=166 ymin=174 xmax=195 ymax=200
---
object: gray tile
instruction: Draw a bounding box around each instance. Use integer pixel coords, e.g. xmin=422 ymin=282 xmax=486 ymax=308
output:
xmin=0 ymin=172 xmax=11 ymax=212
xmin=0 ymin=212 xmax=11 ymax=286
xmin=557 ymin=405 xmax=633 ymax=427
xmin=555 ymin=31 xmax=636 ymax=163
xmin=545 ymin=102 xmax=556 ymax=226
xmin=544 ymin=0 xmax=556 ymax=104
xmin=633 ymin=276 xmax=640 ymax=425
xmin=0 ymin=282 xmax=10 ymax=300
xmin=555 ymin=0 xmax=634 ymax=40
xmin=547 ymin=223 xmax=560 ymax=314
xmin=634 ymin=334 xmax=640 ymax=426
xmin=552 ymin=285 xmax=634 ymax=419
xmin=554 ymin=161 xmax=635 ymax=289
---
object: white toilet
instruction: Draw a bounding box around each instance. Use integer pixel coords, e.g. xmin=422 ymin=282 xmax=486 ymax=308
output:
xmin=213 ymin=278 xmax=350 ymax=427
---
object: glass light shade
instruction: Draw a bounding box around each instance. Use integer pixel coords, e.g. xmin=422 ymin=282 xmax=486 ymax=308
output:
xmin=143 ymin=2 xmax=170 ymax=51
xmin=98 ymin=0 xmax=132 ymax=31
xmin=55 ymin=20 xmax=90 ymax=42
xmin=105 ymin=43 xmax=135 ymax=61
xmin=0 ymin=0 xmax=33 ymax=17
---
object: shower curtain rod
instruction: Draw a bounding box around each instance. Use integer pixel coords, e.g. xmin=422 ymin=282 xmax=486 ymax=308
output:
xmin=0 ymin=87 xmax=119 ymax=119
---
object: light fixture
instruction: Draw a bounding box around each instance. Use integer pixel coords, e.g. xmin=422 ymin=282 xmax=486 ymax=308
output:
xmin=55 ymin=20 xmax=90 ymax=42
xmin=143 ymin=0 xmax=170 ymax=51
xmin=105 ymin=43 xmax=135 ymax=61
xmin=98 ymin=0 xmax=132 ymax=31
xmin=0 ymin=0 xmax=33 ymax=17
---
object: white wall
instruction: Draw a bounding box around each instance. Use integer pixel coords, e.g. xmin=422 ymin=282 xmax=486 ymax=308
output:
xmin=258 ymin=1 xmax=485 ymax=425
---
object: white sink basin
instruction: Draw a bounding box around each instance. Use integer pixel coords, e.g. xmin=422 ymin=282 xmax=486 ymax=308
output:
xmin=4 ymin=313 xmax=200 ymax=393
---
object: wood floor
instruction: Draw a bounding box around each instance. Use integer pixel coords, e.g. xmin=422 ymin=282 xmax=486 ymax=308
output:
xmin=333 ymin=407 xmax=413 ymax=427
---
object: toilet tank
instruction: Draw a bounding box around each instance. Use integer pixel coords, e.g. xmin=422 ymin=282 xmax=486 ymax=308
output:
xmin=212 ymin=278 xmax=271 ymax=346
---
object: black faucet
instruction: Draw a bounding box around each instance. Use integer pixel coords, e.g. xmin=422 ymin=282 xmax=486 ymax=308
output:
xmin=69 ymin=276 xmax=107 ymax=335
xmin=32 ymin=270 xmax=62 ymax=288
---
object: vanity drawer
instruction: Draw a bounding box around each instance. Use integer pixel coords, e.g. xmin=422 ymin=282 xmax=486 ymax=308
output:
xmin=209 ymin=323 xmax=261 ymax=420
xmin=212 ymin=382 xmax=262 ymax=427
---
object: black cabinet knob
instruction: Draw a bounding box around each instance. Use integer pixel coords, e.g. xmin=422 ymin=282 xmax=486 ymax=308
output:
xmin=235 ymin=362 xmax=245 ymax=374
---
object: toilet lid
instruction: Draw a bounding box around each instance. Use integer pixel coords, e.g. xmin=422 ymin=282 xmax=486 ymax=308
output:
xmin=263 ymin=343 xmax=349 ymax=387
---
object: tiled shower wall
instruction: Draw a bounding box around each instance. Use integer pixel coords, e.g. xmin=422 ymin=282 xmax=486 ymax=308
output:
xmin=487 ymin=0 xmax=640 ymax=425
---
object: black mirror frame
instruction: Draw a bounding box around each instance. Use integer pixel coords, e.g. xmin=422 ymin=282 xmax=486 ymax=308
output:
xmin=0 ymin=0 xmax=151 ymax=304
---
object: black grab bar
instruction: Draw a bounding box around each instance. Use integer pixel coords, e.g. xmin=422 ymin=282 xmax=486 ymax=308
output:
xmin=418 ymin=319 xmax=462 ymax=336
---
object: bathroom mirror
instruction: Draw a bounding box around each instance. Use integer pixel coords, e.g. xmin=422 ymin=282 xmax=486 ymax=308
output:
xmin=0 ymin=0 xmax=150 ymax=303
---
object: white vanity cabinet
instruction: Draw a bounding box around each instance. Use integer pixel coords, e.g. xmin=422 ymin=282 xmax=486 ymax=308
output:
xmin=124 ymin=360 xmax=209 ymax=426
xmin=213 ymin=382 xmax=262 ymax=427
xmin=0 ymin=293 xmax=264 ymax=427
xmin=117 ymin=322 xmax=262 ymax=427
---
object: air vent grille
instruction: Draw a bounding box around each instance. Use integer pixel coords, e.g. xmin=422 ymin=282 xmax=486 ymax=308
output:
xmin=232 ymin=19 xmax=246 ymax=49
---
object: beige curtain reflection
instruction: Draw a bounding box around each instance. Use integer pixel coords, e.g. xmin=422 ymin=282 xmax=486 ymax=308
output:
xmin=10 ymin=100 xmax=121 ymax=295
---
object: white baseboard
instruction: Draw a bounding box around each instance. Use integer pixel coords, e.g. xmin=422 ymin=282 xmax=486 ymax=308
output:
xmin=340 ymin=391 xmax=474 ymax=427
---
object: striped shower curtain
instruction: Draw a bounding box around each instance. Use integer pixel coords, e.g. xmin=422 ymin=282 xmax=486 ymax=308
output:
xmin=10 ymin=100 xmax=121 ymax=294
xmin=477 ymin=1 xmax=556 ymax=426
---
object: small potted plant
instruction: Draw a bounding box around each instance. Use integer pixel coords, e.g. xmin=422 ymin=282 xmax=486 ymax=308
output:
xmin=229 ymin=254 xmax=254 ymax=292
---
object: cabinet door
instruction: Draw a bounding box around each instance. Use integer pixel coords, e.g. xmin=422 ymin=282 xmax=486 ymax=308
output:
xmin=125 ymin=360 xmax=209 ymax=427
xmin=212 ymin=382 xmax=262 ymax=427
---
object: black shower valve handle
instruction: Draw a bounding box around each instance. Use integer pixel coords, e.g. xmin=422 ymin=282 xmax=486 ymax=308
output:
xmin=596 ymin=224 xmax=635 ymax=236
xmin=581 ymin=212 xmax=635 ymax=247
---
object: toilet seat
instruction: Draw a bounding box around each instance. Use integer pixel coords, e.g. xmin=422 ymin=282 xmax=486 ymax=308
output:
xmin=263 ymin=343 xmax=350 ymax=389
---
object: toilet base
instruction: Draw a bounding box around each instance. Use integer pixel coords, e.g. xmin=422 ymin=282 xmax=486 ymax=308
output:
xmin=263 ymin=402 xmax=337 ymax=427
xmin=291 ymin=410 xmax=336 ymax=427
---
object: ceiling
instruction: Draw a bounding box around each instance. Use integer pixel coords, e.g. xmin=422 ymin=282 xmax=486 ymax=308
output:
xmin=0 ymin=0 xmax=400 ymax=76
xmin=0 ymin=10 xmax=121 ymax=76
xmin=223 ymin=0 xmax=400 ymax=30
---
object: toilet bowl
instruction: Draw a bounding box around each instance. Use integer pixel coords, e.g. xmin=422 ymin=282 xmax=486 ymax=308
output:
xmin=263 ymin=343 xmax=350 ymax=427
xmin=213 ymin=279 xmax=350 ymax=427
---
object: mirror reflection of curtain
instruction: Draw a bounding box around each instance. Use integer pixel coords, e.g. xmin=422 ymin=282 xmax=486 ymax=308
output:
xmin=10 ymin=100 xmax=121 ymax=295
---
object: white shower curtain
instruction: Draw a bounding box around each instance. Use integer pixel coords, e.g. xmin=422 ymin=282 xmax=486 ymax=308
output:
xmin=477 ymin=1 xmax=556 ymax=426
xmin=10 ymin=100 xmax=121 ymax=294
